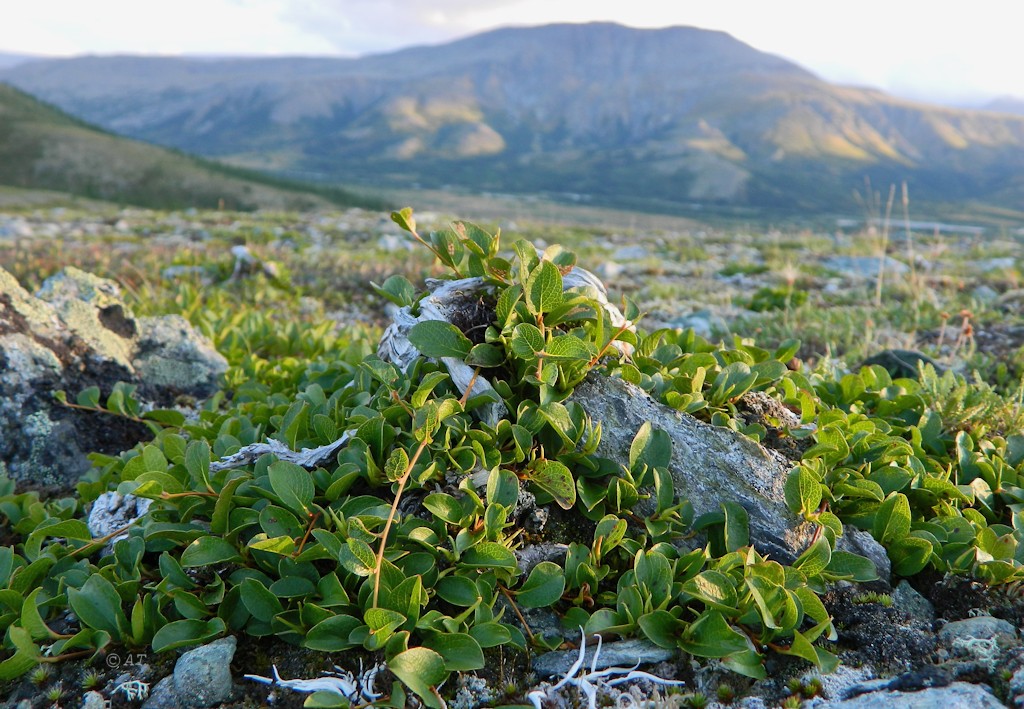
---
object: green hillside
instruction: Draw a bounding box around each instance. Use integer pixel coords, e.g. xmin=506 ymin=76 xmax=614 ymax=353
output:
xmin=0 ymin=83 xmax=376 ymax=211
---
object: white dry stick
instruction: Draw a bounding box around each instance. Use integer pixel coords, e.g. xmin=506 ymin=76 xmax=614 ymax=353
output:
xmin=244 ymin=662 xmax=383 ymax=703
xmin=378 ymin=266 xmax=636 ymax=428
xmin=114 ymin=679 xmax=151 ymax=701
xmin=527 ymin=628 xmax=684 ymax=709
xmin=209 ymin=430 xmax=355 ymax=472
xmin=379 ymin=277 xmax=508 ymax=427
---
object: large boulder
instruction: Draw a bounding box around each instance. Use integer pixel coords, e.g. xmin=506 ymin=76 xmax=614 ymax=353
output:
xmin=570 ymin=375 xmax=886 ymax=569
xmin=0 ymin=266 xmax=226 ymax=488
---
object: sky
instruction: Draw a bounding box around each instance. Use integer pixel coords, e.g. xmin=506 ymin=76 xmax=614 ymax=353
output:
xmin=1 ymin=0 xmax=1020 ymax=105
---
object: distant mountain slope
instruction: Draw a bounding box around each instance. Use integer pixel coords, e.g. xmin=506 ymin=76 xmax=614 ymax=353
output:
xmin=985 ymin=96 xmax=1024 ymax=116
xmin=5 ymin=23 xmax=1024 ymax=212
xmin=0 ymin=53 xmax=37 ymax=69
xmin=0 ymin=83 xmax=374 ymax=211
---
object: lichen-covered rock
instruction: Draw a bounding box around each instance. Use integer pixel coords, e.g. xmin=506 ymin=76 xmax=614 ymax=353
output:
xmin=810 ymin=681 xmax=1004 ymax=708
xmin=570 ymin=375 xmax=817 ymax=563
xmin=0 ymin=265 xmax=227 ymax=488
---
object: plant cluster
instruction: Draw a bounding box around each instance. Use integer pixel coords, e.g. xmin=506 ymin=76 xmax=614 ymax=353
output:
xmin=0 ymin=208 xmax=1022 ymax=707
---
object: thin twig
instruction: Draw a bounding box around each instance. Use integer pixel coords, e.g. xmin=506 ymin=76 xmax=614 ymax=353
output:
xmin=372 ymin=438 xmax=430 ymax=608
xmin=69 ymin=521 xmax=137 ymax=558
xmin=458 ymin=368 xmax=481 ymax=407
xmin=499 ymin=585 xmax=535 ymax=645
xmin=293 ymin=512 xmax=321 ymax=558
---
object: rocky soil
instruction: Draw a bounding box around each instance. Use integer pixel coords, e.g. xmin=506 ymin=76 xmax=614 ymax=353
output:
xmin=0 ymin=206 xmax=1022 ymax=708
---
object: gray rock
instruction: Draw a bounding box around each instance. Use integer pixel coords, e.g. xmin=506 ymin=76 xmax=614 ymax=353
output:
xmin=450 ymin=674 xmax=499 ymax=709
xmin=973 ymin=257 xmax=1017 ymax=272
xmin=938 ymin=616 xmax=1017 ymax=660
xmin=971 ymin=285 xmax=999 ymax=304
xmin=569 ymin=375 xmax=816 ymax=563
xmin=141 ymin=675 xmax=178 ymax=709
xmin=803 ymin=665 xmax=876 ymax=700
xmin=837 ymin=528 xmax=890 ymax=585
xmin=0 ymin=265 xmax=226 ymax=486
xmin=532 ymin=638 xmax=676 ymax=678
xmin=514 ymin=543 xmax=568 ymax=575
xmin=172 ymin=636 xmax=237 ymax=707
xmin=813 ymin=681 xmax=1003 ymax=708
xmin=893 ymin=581 xmax=934 ymax=623
xmin=80 ymin=691 xmax=107 ymax=709
xmin=87 ymin=492 xmax=152 ymax=547
xmin=1010 ymin=665 xmax=1024 ymax=707
xmin=824 ymin=256 xmax=909 ymax=279
xmin=134 ymin=315 xmax=226 ymax=398
xmin=594 ymin=261 xmax=625 ymax=281
xmin=612 ymin=245 xmax=649 ymax=260
xmin=667 ymin=310 xmax=729 ymax=339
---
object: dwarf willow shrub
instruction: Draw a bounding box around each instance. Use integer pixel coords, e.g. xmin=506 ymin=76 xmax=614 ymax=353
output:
xmin=1 ymin=209 xmax=1023 ymax=706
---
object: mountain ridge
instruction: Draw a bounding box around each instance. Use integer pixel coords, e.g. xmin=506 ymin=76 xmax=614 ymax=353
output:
xmin=4 ymin=22 xmax=1024 ymax=214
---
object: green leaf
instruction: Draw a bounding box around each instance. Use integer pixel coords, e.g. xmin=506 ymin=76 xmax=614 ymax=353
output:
xmin=793 ymin=536 xmax=832 ymax=578
xmin=240 ymin=578 xmax=284 ymax=622
xmin=388 ymin=647 xmax=447 ymax=708
xmin=525 ymin=260 xmax=564 ymax=315
xmin=544 ymin=334 xmax=593 ymax=361
xmin=680 ymin=611 xmax=750 ymax=658
xmin=76 ymin=385 xmax=101 ymax=408
xmin=422 ymin=632 xmax=485 ymax=671
xmin=305 ymin=615 xmax=360 ymax=651
xmin=777 ymin=628 xmax=818 ymax=664
xmin=144 ymin=409 xmax=186 ymax=427
xmin=303 ymin=691 xmax=349 ymax=709
xmin=890 ymin=536 xmax=933 ymax=576
xmin=0 ymin=626 xmax=38 ymax=680
xmin=67 ymin=574 xmax=128 ymax=638
xmin=409 ymin=321 xmax=473 ymax=360
xmin=20 ymin=588 xmax=54 ymax=641
xmin=391 ymin=208 xmax=416 ymax=233
xmin=527 ymin=460 xmax=576 ymax=510
xmin=785 ymin=465 xmax=822 ymax=517
xmin=510 ymin=323 xmax=545 ymax=359
xmin=151 ymin=618 xmax=225 ymax=653
xmin=385 ymin=447 xmax=411 ymax=483
xmin=496 ymin=284 xmax=523 ymax=326
xmin=873 ymin=493 xmax=911 ymax=544
xmin=435 ymin=576 xmax=481 ymax=607
xmin=372 ymin=274 xmax=418 ymax=308
xmin=638 ymin=610 xmax=683 ymax=649
xmin=629 ymin=422 xmax=672 ymax=472
xmin=423 ymin=493 xmax=464 ymax=524
xmin=469 ymin=621 xmax=512 ymax=648
xmin=487 ymin=468 xmax=520 ymax=508
xmin=180 ymin=536 xmax=243 ymax=568
xmin=721 ymin=649 xmax=767 ymax=679
xmin=721 ymin=501 xmax=749 ymax=553
xmin=25 ymin=519 xmax=92 ymax=559
xmin=460 ymin=542 xmax=518 ymax=571
xmin=184 ymin=439 xmax=211 ymax=488
xmin=465 ymin=343 xmax=505 ymax=368
xmin=365 ymin=607 xmax=406 ymax=643
xmin=824 ymin=551 xmax=879 ymax=582
xmin=681 ymin=571 xmax=739 ymax=613
xmin=516 ymin=562 xmax=565 ymax=608
xmin=268 ymin=460 xmax=315 ymax=517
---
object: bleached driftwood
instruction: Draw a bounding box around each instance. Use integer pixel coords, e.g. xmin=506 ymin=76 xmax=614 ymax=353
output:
xmin=377 ymin=266 xmax=635 ymax=427
xmin=209 ymin=431 xmax=354 ymax=472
